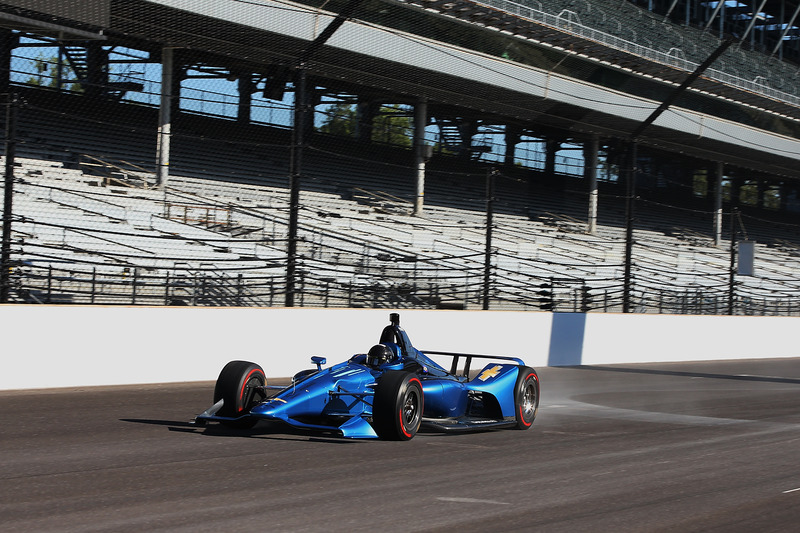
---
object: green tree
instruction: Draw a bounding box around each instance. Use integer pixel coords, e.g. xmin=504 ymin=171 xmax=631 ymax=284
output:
xmin=739 ymin=180 xmax=759 ymax=206
xmin=373 ymin=104 xmax=412 ymax=148
xmin=318 ymin=102 xmax=412 ymax=147
xmin=693 ymin=169 xmax=708 ymax=198
xmin=318 ymin=102 xmax=357 ymax=137
xmin=763 ymin=187 xmax=781 ymax=210
xmin=25 ymin=53 xmax=81 ymax=92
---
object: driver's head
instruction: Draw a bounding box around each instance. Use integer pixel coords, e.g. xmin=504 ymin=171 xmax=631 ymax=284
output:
xmin=366 ymin=343 xmax=397 ymax=367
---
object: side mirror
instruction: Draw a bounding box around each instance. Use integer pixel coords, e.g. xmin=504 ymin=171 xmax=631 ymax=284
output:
xmin=311 ymin=356 xmax=326 ymax=370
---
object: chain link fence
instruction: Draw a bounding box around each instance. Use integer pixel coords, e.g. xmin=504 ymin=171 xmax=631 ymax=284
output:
xmin=1 ymin=1 xmax=800 ymax=314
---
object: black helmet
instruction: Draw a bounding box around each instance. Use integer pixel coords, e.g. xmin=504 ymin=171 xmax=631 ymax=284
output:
xmin=366 ymin=343 xmax=396 ymax=367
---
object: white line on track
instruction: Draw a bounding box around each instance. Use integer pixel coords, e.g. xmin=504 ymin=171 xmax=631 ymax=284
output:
xmin=736 ymin=374 xmax=800 ymax=381
xmin=437 ymin=497 xmax=510 ymax=505
xmin=782 ymin=487 xmax=800 ymax=494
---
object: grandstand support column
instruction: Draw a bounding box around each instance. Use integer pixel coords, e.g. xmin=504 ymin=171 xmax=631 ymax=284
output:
xmin=0 ymin=29 xmax=16 ymax=94
xmin=413 ymin=99 xmax=428 ymax=215
xmin=713 ymin=161 xmax=724 ymax=247
xmin=545 ymin=139 xmax=559 ymax=185
xmin=756 ymin=179 xmax=766 ymax=209
xmin=779 ymin=183 xmax=789 ymax=212
xmin=584 ymin=135 xmax=599 ymax=235
xmin=85 ymin=42 xmax=107 ymax=99
xmin=1 ymin=93 xmax=18 ymax=303
xmin=504 ymin=124 xmax=521 ymax=167
xmin=356 ymin=99 xmax=377 ymax=143
xmin=156 ymin=47 xmax=174 ymax=189
xmin=237 ymin=75 xmax=253 ymax=124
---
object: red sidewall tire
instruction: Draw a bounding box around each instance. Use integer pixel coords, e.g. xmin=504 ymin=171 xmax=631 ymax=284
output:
xmin=373 ymin=371 xmax=424 ymax=441
xmin=514 ymin=366 xmax=539 ymax=430
xmin=214 ymin=360 xmax=266 ymax=427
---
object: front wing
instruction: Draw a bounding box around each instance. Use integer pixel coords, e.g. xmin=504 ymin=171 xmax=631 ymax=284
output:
xmin=194 ymin=384 xmax=381 ymax=438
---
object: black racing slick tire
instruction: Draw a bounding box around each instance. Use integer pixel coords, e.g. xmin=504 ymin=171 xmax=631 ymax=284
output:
xmin=214 ymin=360 xmax=266 ymax=429
xmin=373 ymin=371 xmax=424 ymax=441
xmin=514 ymin=366 xmax=539 ymax=430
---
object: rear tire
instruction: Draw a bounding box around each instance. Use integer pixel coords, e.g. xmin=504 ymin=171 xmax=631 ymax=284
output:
xmin=214 ymin=360 xmax=266 ymax=429
xmin=373 ymin=371 xmax=423 ymax=440
xmin=514 ymin=366 xmax=539 ymax=430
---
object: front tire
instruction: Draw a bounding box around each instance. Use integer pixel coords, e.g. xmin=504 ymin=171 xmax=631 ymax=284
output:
xmin=514 ymin=366 xmax=539 ymax=430
xmin=214 ymin=360 xmax=266 ymax=429
xmin=373 ymin=371 xmax=423 ymax=440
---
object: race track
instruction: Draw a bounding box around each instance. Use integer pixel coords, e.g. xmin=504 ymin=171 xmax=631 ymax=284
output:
xmin=3 ymin=358 xmax=800 ymax=532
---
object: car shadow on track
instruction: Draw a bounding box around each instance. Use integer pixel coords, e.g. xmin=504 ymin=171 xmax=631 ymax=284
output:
xmin=119 ymin=418 xmax=358 ymax=444
xmin=571 ymin=365 xmax=800 ymax=384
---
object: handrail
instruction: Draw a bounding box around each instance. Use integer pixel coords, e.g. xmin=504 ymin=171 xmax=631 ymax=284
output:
xmin=78 ymin=153 xmax=155 ymax=189
xmin=352 ymin=187 xmax=413 ymax=206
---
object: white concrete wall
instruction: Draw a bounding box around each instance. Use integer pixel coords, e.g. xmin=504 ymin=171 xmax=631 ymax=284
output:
xmin=1 ymin=305 xmax=798 ymax=390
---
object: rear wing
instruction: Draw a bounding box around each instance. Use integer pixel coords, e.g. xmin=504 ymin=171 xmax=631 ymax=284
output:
xmin=422 ymin=350 xmax=525 ymax=378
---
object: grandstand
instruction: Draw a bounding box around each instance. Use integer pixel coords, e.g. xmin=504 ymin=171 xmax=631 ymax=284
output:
xmin=1 ymin=0 xmax=800 ymax=314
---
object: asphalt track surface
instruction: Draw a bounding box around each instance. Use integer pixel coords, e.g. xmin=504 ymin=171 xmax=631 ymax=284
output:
xmin=3 ymin=359 xmax=800 ymax=532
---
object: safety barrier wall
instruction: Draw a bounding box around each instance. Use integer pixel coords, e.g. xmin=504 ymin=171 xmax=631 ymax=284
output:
xmin=1 ymin=305 xmax=798 ymax=390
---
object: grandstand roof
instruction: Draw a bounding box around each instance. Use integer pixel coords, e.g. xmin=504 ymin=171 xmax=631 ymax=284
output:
xmin=0 ymin=1 xmax=107 ymax=40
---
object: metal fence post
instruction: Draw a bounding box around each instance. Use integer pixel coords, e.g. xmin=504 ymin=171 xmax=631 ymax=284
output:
xmin=0 ymin=92 xmax=18 ymax=303
xmin=46 ymin=265 xmax=52 ymax=303
xmin=728 ymin=208 xmax=738 ymax=315
xmin=483 ymin=169 xmax=495 ymax=310
xmin=132 ymin=267 xmax=138 ymax=304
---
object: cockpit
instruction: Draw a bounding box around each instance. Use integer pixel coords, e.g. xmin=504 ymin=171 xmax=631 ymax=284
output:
xmin=351 ymin=313 xmax=452 ymax=378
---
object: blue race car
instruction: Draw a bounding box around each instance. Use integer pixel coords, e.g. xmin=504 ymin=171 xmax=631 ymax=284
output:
xmin=194 ymin=313 xmax=539 ymax=440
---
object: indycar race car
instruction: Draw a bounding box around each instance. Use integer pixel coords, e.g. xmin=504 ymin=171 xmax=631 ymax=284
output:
xmin=194 ymin=313 xmax=539 ymax=440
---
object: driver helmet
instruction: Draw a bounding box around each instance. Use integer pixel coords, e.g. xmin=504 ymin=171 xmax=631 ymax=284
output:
xmin=366 ymin=343 xmax=398 ymax=367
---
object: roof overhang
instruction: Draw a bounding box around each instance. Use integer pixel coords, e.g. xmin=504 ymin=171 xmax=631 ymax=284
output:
xmin=0 ymin=11 xmax=106 ymax=40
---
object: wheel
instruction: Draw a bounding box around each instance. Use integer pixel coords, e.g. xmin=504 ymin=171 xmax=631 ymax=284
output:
xmin=213 ymin=360 xmax=266 ymax=429
xmin=514 ymin=366 xmax=539 ymax=430
xmin=373 ymin=371 xmax=423 ymax=440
